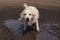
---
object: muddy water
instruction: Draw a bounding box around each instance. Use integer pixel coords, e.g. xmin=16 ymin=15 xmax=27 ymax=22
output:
xmin=0 ymin=7 xmax=60 ymax=40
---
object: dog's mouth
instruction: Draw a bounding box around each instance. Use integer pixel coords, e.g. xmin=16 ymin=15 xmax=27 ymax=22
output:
xmin=25 ymin=20 xmax=30 ymax=24
xmin=26 ymin=21 xmax=29 ymax=24
xmin=26 ymin=20 xmax=29 ymax=22
xmin=25 ymin=18 xmax=29 ymax=22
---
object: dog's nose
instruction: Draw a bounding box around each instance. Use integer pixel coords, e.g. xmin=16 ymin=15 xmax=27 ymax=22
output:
xmin=26 ymin=18 xmax=29 ymax=22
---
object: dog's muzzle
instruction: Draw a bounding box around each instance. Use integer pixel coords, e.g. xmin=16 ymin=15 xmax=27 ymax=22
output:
xmin=26 ymin=18 xmax=29 ymax=22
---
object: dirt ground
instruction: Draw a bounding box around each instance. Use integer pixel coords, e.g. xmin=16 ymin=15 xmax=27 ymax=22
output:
xmin=0 ymin=0 xmax=60 ymax=40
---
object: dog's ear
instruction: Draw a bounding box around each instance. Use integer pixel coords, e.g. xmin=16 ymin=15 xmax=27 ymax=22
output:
xmin=23 ymin=3 xmax=28 ymax=8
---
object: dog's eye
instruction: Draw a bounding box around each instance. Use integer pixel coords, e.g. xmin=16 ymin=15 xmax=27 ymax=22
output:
xmin=24 ymin=14 xmax=26 ymax=15
xmin=29 ymin=14 xmax=31 ymax=15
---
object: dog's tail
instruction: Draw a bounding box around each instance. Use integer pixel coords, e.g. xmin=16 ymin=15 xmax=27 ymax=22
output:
xmin=23 ymin=3 xmax=28 ymax=8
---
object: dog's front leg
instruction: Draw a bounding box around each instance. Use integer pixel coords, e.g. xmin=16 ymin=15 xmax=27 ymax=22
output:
xmin=36 ymin=20 xmax=40 ymax=32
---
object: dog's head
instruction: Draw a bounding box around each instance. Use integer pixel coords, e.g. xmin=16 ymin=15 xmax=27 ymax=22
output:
xmin=20 ymin=3 xmax=39 ymax=25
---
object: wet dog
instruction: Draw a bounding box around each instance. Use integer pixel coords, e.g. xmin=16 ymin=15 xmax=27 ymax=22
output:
xmin=19 ymin=3 xmax=40 ymax=32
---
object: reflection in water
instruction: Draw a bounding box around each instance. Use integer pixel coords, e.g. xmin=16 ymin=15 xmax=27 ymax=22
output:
xmin=4 ymin=19 xmax=60 ymax=40
xmin=39 ymin=23 xmax=59 ymax=40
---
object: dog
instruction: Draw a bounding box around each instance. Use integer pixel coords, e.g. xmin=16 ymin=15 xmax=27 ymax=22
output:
xmin=19 ymin=3 xmax=40 ymax=32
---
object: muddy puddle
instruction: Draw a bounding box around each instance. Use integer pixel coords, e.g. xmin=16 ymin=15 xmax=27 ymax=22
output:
xmin=1 ymin=19 xmax=59 ymax=40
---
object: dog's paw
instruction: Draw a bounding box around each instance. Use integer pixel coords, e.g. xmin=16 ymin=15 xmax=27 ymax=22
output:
xmin=37 ymin=28 xmax=40 ymax=32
